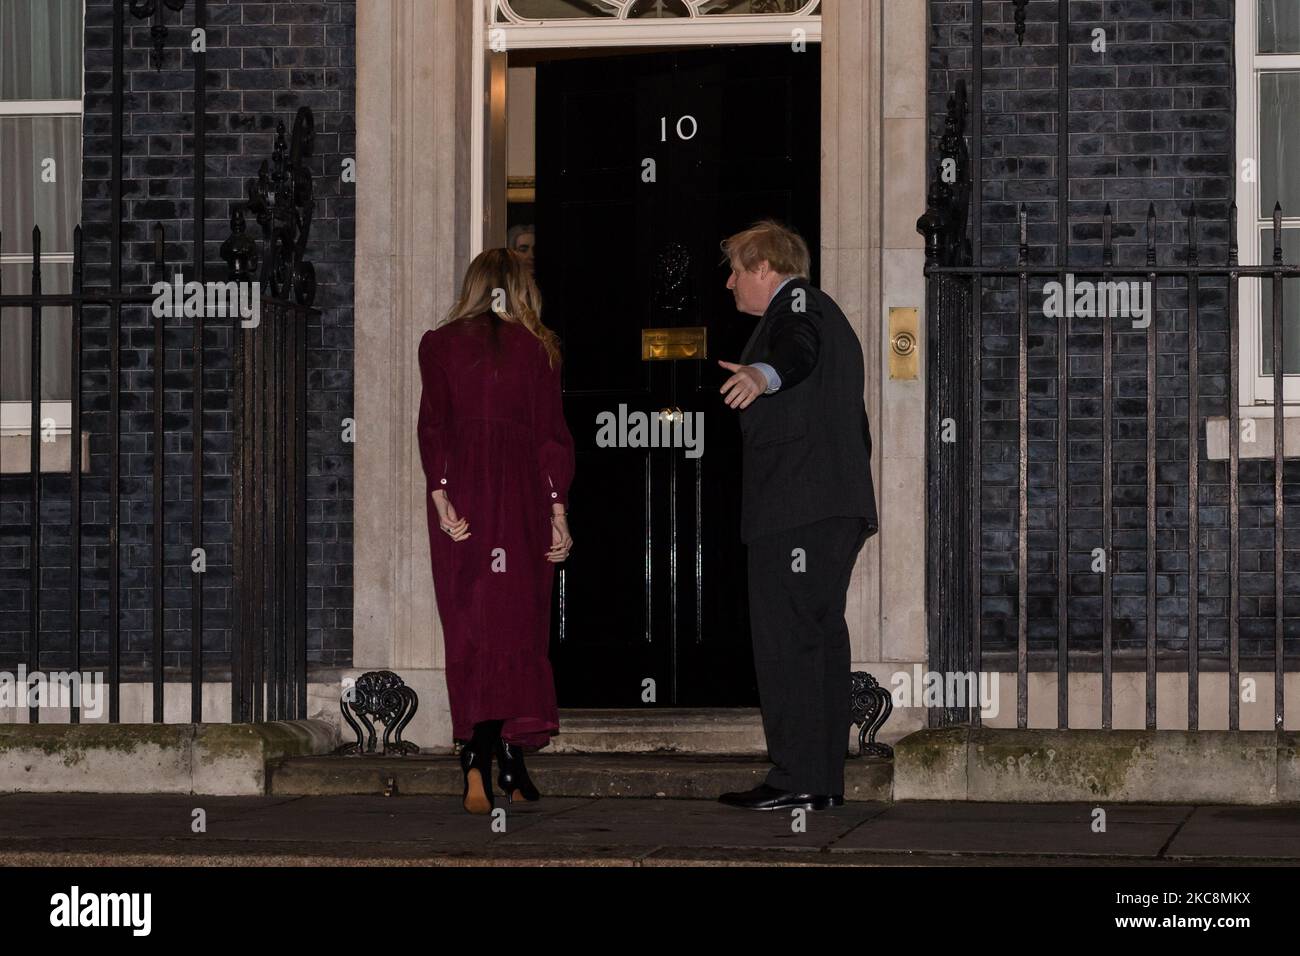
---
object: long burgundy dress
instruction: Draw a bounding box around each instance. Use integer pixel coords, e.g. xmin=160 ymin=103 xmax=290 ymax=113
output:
xmin=417 ymin=313 xmax=575 ymax=749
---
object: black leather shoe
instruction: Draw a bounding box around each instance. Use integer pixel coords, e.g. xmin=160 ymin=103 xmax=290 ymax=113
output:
xmin=459 ymin=738 xmax=494 ymax=814
xmin=495 ymin=738 xmax=541 ymax=803
xmin=718 ymin=784 xmax=841 ymax=811
xmin=460 ymin=719 xmax=503 ymax=815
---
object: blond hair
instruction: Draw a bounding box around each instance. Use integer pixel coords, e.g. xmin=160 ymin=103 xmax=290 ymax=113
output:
xmin=720 ymin=220 xmax=810 ymax=279
xmin=441 ymin=248 xmax=561 ymax=368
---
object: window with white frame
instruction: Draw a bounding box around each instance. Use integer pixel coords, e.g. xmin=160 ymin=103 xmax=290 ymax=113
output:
xmin=0 ymin=0 xmax=83 ymax=437
xmin=494 ymin=0 xmax=820 ymax=21
xmin=489 ymin=0 xmax=821 ymax=46
xmin=1237 ymin=0 xmax=1300 ymax=406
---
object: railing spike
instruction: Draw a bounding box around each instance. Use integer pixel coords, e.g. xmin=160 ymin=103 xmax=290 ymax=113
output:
xmin=1228 ymin=201 xmax=1238 ymax=266
xmin=1018 ymin=204 xmax=1029 ymax=264
xmin=1274 ymin=201 xmax=1284 ymax=265
xmin=1146 ymin=203 xmax=1157 ymax=267
xmin=1013 ymin=0 xmax=1028 ymax=46
xmin=1102 ymin=204 xmax=1113 ymax=267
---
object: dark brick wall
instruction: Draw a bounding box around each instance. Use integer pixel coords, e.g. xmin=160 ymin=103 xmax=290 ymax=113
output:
xmin=929 ymin=0 xmax=1297 ymax=668
xmin=0 ymin=0 xmax=355 ymax=677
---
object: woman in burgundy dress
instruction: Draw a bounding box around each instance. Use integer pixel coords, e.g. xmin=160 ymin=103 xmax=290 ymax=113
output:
xmin=417 ymin=248 xmax=575 ymax=814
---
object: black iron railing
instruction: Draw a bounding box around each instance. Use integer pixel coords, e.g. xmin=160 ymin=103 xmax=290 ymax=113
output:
xmin=920 ymin=79 xmax=1300 ymax=733
xmin=0 ymin=225 xmax=312 ymax=724
xmin=0 ymin=0 xmax=314 ymax=723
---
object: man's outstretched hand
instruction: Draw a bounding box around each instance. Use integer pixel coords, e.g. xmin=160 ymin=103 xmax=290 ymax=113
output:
xmin=718 ymin=360 xmax=767 ymax=410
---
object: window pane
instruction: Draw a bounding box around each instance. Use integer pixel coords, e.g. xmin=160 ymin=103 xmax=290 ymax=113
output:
xmin=500 ymin=0 xmax=819 ymax=17
xmin=0 ymin=0 xmax=83 ymax=100
xmin=628 ymin=0 xmax=688 ymax=17
xmin=1259 ymin=0 xmax=1300 ymax=53
xmin=1260 ymin=229 xmax=1300 ymax=376
xmin=0 ymin=261 xmax=73 ymax=402
xmin=1259 ymin=72 xmax=1300 ymax=219
xmin=0 ymin=115 xmax=81 ymax=256
xmin=502 ymin=0 xmax=619 ymax=18
xmin=700 ymin=0 xmax=816 ymax=12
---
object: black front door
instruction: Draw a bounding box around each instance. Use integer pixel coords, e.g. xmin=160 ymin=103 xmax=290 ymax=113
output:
xmin=536 ymin=44 xmax=820 ymax=706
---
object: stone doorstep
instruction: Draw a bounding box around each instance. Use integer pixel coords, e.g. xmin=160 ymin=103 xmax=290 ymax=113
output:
xmin=547 ymin=708 xmax=768 ymax=754
xmin=518 ymin=707 xmax=910 ymax=753
xmin=0 ymin=720 xmax=339 ymax=796
xmin=896 ymin=726 xmax=1300 ymax=805
xmin=268 ymin=752 xmax=895 ymax=801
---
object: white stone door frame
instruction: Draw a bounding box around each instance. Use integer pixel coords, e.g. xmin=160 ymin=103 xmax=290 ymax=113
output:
xmin=353 ymin=0 xmax=929 ymax=750
xmin=469 ymin=0 xmax=825 ymax=257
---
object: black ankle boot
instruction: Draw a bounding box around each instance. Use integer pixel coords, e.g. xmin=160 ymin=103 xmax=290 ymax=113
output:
xmin=495 ymin=737 xmax=541 ymax=802
xmin=460 ymin=720 xmax=503 ymax=814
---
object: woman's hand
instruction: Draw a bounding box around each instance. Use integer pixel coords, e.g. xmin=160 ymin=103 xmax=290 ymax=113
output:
xmin=431 ymin=489 xmax=470 ymax=541
xmin=547 ymin=512 xmax=573 ymax=562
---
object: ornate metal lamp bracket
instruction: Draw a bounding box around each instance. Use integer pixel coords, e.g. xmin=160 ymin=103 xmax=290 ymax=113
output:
xmin=915 ymin=79 xmax=971 ymax=268
xmin=230 ymin=106 xmax=317 ymax=307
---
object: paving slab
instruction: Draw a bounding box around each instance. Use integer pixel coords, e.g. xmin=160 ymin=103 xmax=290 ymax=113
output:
xmin=831 ymin=801 xmax=1190 ymax=858
xmin=0 ymin=793 xmax=593 ymax=848
xmin=1165 ymin=805 xmax=1300 ymax=860
xmin=881 ymin=801 xmax=1194 ymax=824
xmin=495 ymin=796 xmax=886 ymax=851
xmin=0 ymin=793 xmax=300 ymax=840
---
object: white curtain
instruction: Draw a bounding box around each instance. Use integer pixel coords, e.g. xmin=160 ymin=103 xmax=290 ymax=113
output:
xmin=0 ymin=0 xmax=83 ymax=403
xmin=1258 ymin=0 xmax=1300 ymax=53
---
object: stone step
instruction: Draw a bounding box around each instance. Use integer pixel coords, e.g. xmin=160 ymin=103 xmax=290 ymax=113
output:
xmin=546 ymin=707 xmax=768 ymax=754
xmin=335 ymin=708 xmax=904 ymax=756
xmin=269 ymin=753 xmax=894 ymax=801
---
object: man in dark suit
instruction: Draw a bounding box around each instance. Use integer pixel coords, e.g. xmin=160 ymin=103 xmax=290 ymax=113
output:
xmin=715 ymin=220 xmax=879 ymax=812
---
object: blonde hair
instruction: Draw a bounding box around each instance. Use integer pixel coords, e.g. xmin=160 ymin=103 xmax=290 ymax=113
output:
xmin=720 ymin=220 xmax=810 ymax=280
xmin=441 ymin=248 xmax=561 ymax=368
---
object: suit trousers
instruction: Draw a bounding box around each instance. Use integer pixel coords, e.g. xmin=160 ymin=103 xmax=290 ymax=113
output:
xmin=746 ymin=515 xmax=869 ymax=795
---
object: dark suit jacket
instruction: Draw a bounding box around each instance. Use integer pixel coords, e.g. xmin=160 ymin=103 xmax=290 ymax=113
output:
xmin=736 ymin=277 xmax=879 ymax=544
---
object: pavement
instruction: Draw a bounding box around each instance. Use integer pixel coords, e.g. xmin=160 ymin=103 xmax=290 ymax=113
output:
xmin=3 ymin=793 xmax=1300 ymax=866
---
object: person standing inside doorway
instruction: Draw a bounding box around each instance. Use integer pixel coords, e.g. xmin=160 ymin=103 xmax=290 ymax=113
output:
xmin=714 ymin=221 xmax=879 ymax=811
xmin=418 ymin=248 xmax=575 ymax=815
xmin=507 ymin=223 xmax=536 ymax=274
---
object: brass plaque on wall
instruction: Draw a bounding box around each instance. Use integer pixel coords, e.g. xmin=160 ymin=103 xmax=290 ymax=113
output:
xmin=642 ymin=326 xmax=707 ymax=360
xmin=888 ymin=307 xmax=920 ymax=380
